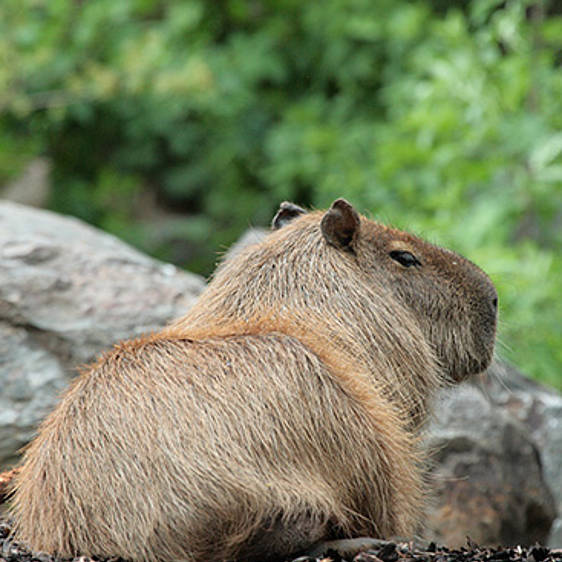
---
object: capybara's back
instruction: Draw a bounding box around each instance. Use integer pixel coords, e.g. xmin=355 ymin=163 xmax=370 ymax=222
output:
xmin=9 ymin=199 xmax=498 ymax=561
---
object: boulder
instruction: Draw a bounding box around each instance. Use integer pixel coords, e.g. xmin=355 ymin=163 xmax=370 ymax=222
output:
xmin=1 ymin=158 xmax=51 ymax=208
xmin=477 ymin=362 xmax=562 ymax=548
xmin=221 ymin=226 xmax=268 ymax=262
xmin=425 ymin=362 xmax=561 ymax=548
xmin=0 ymin=201 xmax=205 ymax=468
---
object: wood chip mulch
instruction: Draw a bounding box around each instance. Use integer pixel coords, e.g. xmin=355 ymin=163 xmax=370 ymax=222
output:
xmin=1 ymin=520 xmax=561 ymax=562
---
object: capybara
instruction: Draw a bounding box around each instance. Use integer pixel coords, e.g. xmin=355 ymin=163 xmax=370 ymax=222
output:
xmin=7 ymin=199 xmax=498 ymax=561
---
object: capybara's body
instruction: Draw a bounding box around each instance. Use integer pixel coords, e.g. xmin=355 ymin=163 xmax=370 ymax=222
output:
xmin=9 ymin=200 xmax=498 ymax=561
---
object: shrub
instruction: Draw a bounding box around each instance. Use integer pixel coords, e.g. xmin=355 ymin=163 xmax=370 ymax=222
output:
xmin=0 ymin=0 xmax=560 ymax=388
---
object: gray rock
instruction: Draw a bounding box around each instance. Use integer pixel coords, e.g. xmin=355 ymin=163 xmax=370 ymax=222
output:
xmin=425 ymin=362 xmax=561 ymax=548
xmin=549 ymin=519 xmax=562 ymax=550
xmin=1 ymin=158 xmax=51 ymax=208
xmin=0 ymin=322 xmax=68 ymax=466
xmin=221 ymin=227 xmax=268 ymax=262
xmin=0 ymin=201 xmax=205 ymax=468
xmin=477 ymin=362 xmax=562 ymax=548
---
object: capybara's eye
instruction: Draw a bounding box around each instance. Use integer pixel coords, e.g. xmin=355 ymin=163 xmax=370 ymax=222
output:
xmin=389 ymin=250 xmax=421 ymax=268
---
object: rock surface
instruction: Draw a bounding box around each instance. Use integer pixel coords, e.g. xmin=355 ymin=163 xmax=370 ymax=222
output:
xmin=0 ymin=201 xmax=205 ymax=468
xmin=426 ymin=376 xmax=557 ymax=548
xmin=0 ymin=158 xmax=51 ymax=209
xmin=222 ymin=226 xmax=268 ymax=262
xmin=477 ymin=363 xmax=562 ymax=548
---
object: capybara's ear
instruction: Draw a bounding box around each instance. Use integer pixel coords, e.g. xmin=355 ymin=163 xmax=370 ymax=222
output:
xmin=272 ymin=202 xmax=307 ymax=230
xmin=321 ymin=199 xmax=360 ymax=251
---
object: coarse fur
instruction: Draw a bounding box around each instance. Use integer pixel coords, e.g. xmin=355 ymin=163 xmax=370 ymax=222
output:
xmin=7 ymin=199 xmax=498 ymax=562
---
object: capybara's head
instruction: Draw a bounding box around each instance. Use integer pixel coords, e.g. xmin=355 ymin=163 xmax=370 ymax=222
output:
xmin=269 ymin=199 xmax=498 ymax=382
xmin=193 ymin=198 xmax=497 ymax=386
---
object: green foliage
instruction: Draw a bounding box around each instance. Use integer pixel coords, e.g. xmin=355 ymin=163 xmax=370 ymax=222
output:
xmin=0 ymin=0 xmax=560 ymax=388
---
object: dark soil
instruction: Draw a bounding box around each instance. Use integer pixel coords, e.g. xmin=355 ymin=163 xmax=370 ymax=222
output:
xmin=1 ymin=520 xmax=561 ymax=562
xmin=306 ymin=539 xmax=562 ymax=562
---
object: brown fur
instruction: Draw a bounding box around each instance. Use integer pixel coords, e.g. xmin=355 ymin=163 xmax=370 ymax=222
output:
xmin=7 ymin=199 xmax=497 ymax=561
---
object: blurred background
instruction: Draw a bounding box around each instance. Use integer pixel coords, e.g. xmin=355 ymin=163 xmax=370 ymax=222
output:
xmin=0 ymin=0 xmax=560 ymax=389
